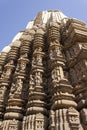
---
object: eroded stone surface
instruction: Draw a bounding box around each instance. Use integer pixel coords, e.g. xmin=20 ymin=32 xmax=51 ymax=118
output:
xmin=0 ymin=10 xmax=87 ymax=130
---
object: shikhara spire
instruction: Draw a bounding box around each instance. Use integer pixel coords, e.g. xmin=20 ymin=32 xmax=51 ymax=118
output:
xmin=26 ymin=10 xmax=67 ymax=29
xmin=0 ymin=10 xmax=87 ymax=130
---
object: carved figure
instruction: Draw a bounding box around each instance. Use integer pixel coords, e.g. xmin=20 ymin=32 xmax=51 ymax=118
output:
xmin=49 ymin=50 xmax=54 ymax=59
xmin=37 ymin=55 xmax=42 ymax=65
xmin=54 ymin=47 xmax=61 ymax=57
xmin=32 ymin=57 xmax=36 ymax=65
xmin=68 ymin=107 xmax=79 ymax=125
xmin=35 ymin=72 xmax=42 ymax=85
xmin=9 ymin=83 xmax=16 ymax=98
xmin=52 ymin=67 xmax=60 ymax=81
xmin=29 ymin=74 xmax=35 ymax=89
xmin=20 ymin=62 xmax=26 ymax=70
xmin=0 ymin=86 xmax=6 ymax=99
xmin=16 ymin=78 xmax=23 ymax=94
xmin=29 ymin=74 xmax=34 ymax=85
xmin=5 ymin=68 xmax=12 ymax=76
xmin=8 ymin=119 xmax=18 ymax=130
xmin=10 ymin=83 xmax=16 ymax=93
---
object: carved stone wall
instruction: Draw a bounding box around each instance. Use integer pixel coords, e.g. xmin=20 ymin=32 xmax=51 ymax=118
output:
xmin=0 ymin=10 xmax=87 ymax=130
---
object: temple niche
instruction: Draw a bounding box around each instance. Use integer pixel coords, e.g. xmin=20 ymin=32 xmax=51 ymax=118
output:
xmin=0 ymin=10 xmax=87 ymax=130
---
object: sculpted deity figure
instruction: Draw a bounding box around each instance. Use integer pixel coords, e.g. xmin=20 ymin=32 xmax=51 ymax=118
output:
xmin=9 ymin=83 xmax=16 ymax=98
xmin=54 ymin=47 xmax=61 ymax=57
xmin=36 ymin=55 xmax=42 ymax=65
xmin=49 ymin=50 xmax=54 ymax=59
xmin=5 ymin=68 xmax=12 ymax=76
xmin=35 ymin=72 xmax=42 ymax=85
xmin=29 ymin=74 xmax=35 ymax=90
xmin=16 ymin=78 xmax=23 ymax=94
xmin=32 ymin=57 xmax=36 ymax=66
xmin=9 ymin=79 xmax=23 ymax=97
xmin=52 ymin=67 xmax=61 ymax=81
xmin=32 ymin=55 xmax=42 ymax=66
xmin=10 ymin=83 xmax=16 ymax=93
xmin=0 ymin=86 xmax=6 ymax=99
xmin=20 ymin=62 xmax=26 ymax=71
xmin=29 ymin=74 xmax=34 ymax=85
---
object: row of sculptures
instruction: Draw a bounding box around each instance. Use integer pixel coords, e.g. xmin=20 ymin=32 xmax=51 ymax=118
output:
xmin=0 ymin=17 xmax=87 ymax=130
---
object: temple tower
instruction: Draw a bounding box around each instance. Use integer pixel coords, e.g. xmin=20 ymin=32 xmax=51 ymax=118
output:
xmin=0 ymin=10 xmax=87 ymax=130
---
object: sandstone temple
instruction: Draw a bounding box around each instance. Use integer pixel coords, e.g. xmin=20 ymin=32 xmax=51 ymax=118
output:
xmin=0 ymin=10 xmax=87 ymax=130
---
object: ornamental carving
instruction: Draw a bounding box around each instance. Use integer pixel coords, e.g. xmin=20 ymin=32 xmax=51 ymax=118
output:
xmin=68 ymin=107 xmax=80 ymax=125
xmin=35 ymin=71 xmax=43 ymax=86
xmin=0 ymin=10 xmax=87 ymax=130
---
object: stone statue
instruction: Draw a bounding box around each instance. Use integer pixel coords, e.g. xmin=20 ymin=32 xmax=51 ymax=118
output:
xmin=32 ymin=57 xmax=36 ymax=65
xmin=36 ymin=55 xmax=42 ymax=65
xmin=35 ymin=72 xmax=42 ymax=85
xmin=16 ymin=78 xmax=23 ymax=94
xmin=10 ymin=79 xmax=23 ymax=97
xmin=20 ymin=62 xmax=26 ymax=71
xmin=5 ymin=68 xmax=12 ymax=76
xmin=52 ymin=67 xmax=60 ymax=81
xmin=9 ymin=83 xmax=16 ymax=98
xmin=34 ymin=47 xmax=42 ymax=53
xmin=29 ymin=74 xmax=34 ymax=85
xmin=0 ymin=86 xmax=6 ymax=99
xmin=29 ymin=74 xmax=35 ymax=90
xmin=49 ymin=50 xmax=54 ymax=59
xmin=54 ymin=47 xmax=61 ymax=57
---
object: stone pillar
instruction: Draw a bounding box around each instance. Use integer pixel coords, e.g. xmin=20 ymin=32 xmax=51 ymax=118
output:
xmin=47 ymin=21 xmax=79 ymax=130
xmin=0 ymin=44 xmax=20 ymax=124
xmin=61 ymin=18 xmax=87 ymax=130
xmin=0 ymin=52 xmax=8 ymax=76
xmin=1 ymin=32 xmax=32 ymax=130
xmin=22 ymin=27 xmax=48 ymax=130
